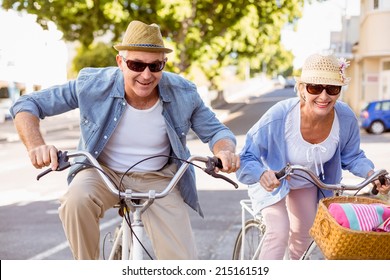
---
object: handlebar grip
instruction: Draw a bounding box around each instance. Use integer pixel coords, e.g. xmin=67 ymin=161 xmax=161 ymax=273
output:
xmin=275 ymin=168 xmax=286 ymax=180
xmin=204 ymin=156 xmax=238 ymax=189
xmin=215 ymin=158 xmax=223 ymax=169
xmin=371 ymin=175 xmax=386 ymax=195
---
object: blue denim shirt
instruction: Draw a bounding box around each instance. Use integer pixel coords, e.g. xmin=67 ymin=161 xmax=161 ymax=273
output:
xmin=236 ymin=97 xmax=374 ymax=212
xmin=10 ymin=67 xmax=236 ymax=216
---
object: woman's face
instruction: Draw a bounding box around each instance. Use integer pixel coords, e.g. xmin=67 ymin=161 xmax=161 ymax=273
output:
xmin=299 ymin=82 xmax=341 ymax=118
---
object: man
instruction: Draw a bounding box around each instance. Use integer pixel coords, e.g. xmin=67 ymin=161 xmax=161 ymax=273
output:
xmin=10 ymin=20 xmax=240 ymax=259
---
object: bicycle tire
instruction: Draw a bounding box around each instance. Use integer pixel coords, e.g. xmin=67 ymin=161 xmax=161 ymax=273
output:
xmin=232 ymin=219 xmax=265 ymax=260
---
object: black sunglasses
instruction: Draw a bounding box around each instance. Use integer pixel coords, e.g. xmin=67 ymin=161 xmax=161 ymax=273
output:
xmin=305 ymin=83 xmax=342 ymax=96
xmin=120 ymin=56 xmax=166 ymax=72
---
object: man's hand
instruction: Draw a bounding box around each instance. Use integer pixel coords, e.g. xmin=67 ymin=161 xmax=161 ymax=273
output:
xmin=214 ymin=150 xmax=240 ymax=173
xmin=212 ymin=138 xmax=240 ymax=173
xmin=28 ymin=145 xmax=59 ymax=170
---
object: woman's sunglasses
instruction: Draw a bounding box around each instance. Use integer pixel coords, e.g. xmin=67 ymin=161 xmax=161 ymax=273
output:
xmin=120 ymin=56 xmax=166 ymax=72
xmin=305 ymin=83 xmax=342 ymax=96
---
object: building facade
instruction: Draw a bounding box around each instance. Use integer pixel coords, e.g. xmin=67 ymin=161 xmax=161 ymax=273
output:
xmin=343 ymin=0 xmax=390 ymax=114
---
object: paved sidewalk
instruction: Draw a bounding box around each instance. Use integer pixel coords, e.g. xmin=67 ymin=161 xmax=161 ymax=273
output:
xmin=0 ymin=110 xmax=81 ymax=143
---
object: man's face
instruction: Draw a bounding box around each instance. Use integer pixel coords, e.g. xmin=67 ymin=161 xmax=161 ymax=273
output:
xmin=117 ymin=51 xmax=166 ymax=99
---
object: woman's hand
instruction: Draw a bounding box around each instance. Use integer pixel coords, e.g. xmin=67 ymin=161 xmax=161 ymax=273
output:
xmin=260 ymin=170 xmax=281 ymax=192
xmin=367 ymin=170 xmax=390 ymax=195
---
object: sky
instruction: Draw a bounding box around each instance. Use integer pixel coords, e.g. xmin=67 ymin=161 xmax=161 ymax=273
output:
xmin=0 ymin=9 xmax=68 ymax=88
xmin=282 ymin=0 xmax=361 ymax=68
xmin=0 ymin=0 xmax=361 ymax=87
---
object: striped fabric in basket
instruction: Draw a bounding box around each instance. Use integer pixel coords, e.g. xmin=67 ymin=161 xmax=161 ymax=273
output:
xmin=328 ymin=202 xmax=390 ymax=231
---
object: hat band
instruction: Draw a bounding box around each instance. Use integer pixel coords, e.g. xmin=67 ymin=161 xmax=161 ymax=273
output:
xmin=124 ymin=43 xmax=165 ymax=48
xmin=301 ymin=70 xmax=340 ymax=81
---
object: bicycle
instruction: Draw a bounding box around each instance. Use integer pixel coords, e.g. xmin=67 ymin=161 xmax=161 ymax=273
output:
xmin=232 ymin=164 xmax=390 ymax=260
xmin=37 ymin=150 xmax=238 ymax=260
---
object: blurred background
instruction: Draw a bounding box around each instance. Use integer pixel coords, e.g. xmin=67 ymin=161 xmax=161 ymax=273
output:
xmin=1 ymin=0 xmax=390 ymax=261
xmin=2 ymin=0 xmax=388 ymax=121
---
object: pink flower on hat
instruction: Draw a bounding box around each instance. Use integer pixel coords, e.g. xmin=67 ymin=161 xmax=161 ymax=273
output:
xmin=338 ymin=57 xmax=350 ymax=84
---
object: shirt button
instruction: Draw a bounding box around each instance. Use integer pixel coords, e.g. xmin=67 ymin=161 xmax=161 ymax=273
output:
xmin=84 ymin=120 xmax=88 ymax=123
xmin=114 ymin=117 xmax=117 ymax=121
xmin=122 ymin=102 xmax=126 ymax=106
xmin=94 ymin=151 xmax=98 ymax=155
xmin=104 ymin=135 xmax=108 ymax=139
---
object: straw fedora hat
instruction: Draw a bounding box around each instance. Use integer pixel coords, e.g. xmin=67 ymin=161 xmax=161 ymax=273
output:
xmin=114 ymin=20 xmax=172 ymax=53
xmin=295 ymin=53 xmax=350 ymax=86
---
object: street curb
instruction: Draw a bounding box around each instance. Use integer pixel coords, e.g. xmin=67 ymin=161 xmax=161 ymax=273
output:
xmin=0 ymin=121 xmax=80 ymax=143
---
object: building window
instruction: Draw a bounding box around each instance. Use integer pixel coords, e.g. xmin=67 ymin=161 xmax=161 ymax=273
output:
xmin=373 ymin=0 xmax=379 ymax=9
xmin=384 ymin=61 xmax=390 ymax=71
xmin=374 ymin=0 xmax=379 ymax=9
xmin=374 ymin=0 xmax=390 ymax=9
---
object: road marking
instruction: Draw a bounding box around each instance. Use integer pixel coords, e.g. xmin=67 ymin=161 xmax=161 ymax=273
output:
xmin=28 ymin=216 xmax=121 ymax=260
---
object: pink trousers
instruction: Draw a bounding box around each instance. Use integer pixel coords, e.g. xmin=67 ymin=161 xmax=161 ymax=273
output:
xmin=259 ymin=187 xmax=317 ymax=260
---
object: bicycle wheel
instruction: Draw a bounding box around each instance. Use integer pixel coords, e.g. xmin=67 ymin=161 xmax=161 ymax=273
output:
xmin=107 ymin=223 xmax=134 ymax=260
xmin=232 ymin=219 xmax=265 ymax=260
xmin=111 ymin=225 xmax=123 ymax=260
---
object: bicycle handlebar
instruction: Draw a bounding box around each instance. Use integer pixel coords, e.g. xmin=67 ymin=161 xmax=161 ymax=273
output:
xmin=37 ymin=150 xmax=238 ymax=200
xmin=274 ymin=163 xmax=389 ymax=194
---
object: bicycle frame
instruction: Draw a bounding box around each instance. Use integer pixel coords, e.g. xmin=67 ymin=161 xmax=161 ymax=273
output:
xmin=108 ymin=202 xmax=147 ymax=260
xmin=233 ymin=164 xmax=390 ymax=260
xmin=37 ymin=150 xmax=238 ymax=260
xmin=239 ymin=199 xmax=264 ymax=260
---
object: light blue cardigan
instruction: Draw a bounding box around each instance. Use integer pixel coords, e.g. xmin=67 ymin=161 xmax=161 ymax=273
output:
xmin=236 ymin=97 xmax=374 ymax=212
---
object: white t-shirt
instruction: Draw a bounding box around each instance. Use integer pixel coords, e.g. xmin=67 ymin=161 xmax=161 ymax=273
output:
xmin=285 ymin=103 xmax=339 ymax=189
xmin=99 ymin=99 xmax=170 ymax=172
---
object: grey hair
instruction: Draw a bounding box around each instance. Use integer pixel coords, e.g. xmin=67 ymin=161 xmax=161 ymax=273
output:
xmin=119 ymin=50 xmax=128 ymax=57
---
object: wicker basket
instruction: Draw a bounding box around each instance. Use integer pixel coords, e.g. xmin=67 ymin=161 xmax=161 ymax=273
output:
xmin=309 ymin=196 xmax=390 ymax=260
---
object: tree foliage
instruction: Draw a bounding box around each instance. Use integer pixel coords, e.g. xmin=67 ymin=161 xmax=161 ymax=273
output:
xmin=2 ymin=0 xmax=305 ymax=89
xmin=72 ymin=42 xmax=117 ymax=76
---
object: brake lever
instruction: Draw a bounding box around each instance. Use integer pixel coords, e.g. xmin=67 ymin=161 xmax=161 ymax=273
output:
xmin=36 ymin=150 xmax=71 ymax=181
xmin=203 ymin=156 xmax=239 ymax=189
xmin=274 ymin=164 xmax=292 ymax=181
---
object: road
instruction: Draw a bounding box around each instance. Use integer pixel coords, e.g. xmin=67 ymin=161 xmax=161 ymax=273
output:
xmin=1 ymin=87 xmax=389 ymax=260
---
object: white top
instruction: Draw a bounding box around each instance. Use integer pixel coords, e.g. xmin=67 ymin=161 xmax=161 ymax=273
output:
xmin=285 ymin=103 xmax=339 ymax=189
xmin=99 ymin=99 xmax=170 ymax=172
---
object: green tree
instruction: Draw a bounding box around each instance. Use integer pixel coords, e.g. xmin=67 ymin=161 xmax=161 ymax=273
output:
xmin=2 ymin=0 xmax=305 ymax=90
xmin=71 ymin=42 xmax=117 ymax=77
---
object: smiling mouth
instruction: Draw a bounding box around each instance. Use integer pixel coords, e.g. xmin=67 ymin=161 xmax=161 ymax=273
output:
xmin=137 ymin=80 xmax=152 ymax=86
xmin=314 ymin=101 xmax=331 ymax=109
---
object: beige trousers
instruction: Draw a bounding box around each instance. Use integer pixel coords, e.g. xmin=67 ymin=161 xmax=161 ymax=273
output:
xmin=58 ymin=163 xmax=198 ymax=260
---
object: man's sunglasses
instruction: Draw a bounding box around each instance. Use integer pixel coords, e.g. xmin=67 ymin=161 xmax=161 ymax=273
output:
xmin=120 ymin=56 xmax=166 ymax=72
xmin=305 ymin=84 xmax=342 ymax=96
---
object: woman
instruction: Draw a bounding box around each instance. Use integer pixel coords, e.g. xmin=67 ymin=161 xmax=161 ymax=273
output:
xmin=236 ymin=53 xmax=390 ymax=260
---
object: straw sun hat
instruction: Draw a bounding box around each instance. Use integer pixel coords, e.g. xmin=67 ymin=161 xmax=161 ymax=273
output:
xmin=295 ymin=53 xmax=351 ymax=86
xmin=113 ymin=20 xmax=172 ymax=53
